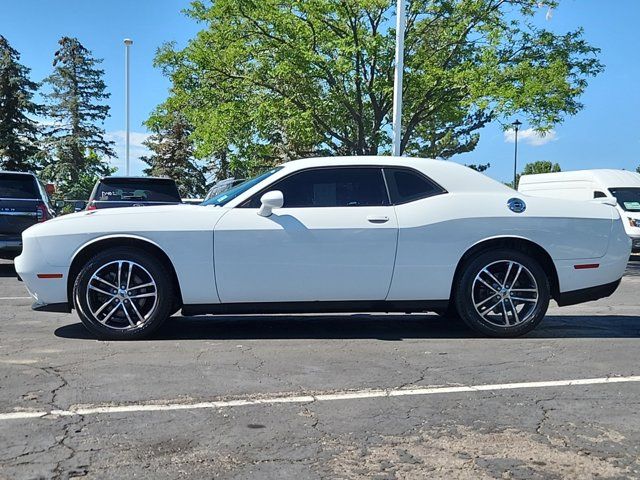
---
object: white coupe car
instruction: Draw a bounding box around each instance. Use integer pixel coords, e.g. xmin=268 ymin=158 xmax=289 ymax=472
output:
xmin=15 ymin=157 xmax=630 ymax=340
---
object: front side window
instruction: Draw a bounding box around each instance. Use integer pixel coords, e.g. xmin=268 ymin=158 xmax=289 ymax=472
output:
xmin=245 ymin=167 xmax=389 ymax=208
xmin=609 ymin=187 xmax=640 ymax=211
xmin=384 ymin=168 xmax=443 ymax=204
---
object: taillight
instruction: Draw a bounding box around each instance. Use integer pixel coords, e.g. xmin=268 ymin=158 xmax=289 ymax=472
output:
xmin=87 ymin=203 xmax=97 ymax=211
xmin=36 ymin=203 xmax=48 ymax=222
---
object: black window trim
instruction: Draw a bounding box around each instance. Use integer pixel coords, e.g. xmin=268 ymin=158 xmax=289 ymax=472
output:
xmin=237 ymin=164 xmax=447 ymax=208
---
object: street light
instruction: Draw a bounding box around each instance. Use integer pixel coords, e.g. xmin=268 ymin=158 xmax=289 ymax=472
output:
xmin=511 ymin=119 xmax=522 ymax=188
xmin=124 ymin=38 xmax=133 ymax=176
xmin=391 ymin=0 xmax=406 ymax=157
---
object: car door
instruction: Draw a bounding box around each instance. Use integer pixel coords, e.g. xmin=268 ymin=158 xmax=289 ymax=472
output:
xmin=214 ymin=166 xmax=399 ymax=303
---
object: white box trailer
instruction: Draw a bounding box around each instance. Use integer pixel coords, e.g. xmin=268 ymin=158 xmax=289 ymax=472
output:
xmin=518 ymin=169 xmax=640 ymax=252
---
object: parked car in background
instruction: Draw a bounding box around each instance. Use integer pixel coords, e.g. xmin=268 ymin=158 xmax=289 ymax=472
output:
xmin=0 ymin=171 xmax=55 ymax=260
xmin=519 ymin=169 xmax=640 ymax=252
xmin=204 ymin=177 xmax=245 ymax=202
xmin=16 ymin=156 xmax=630 ymax=340
xmin=86 ymin=176 xmax=183 ymax=210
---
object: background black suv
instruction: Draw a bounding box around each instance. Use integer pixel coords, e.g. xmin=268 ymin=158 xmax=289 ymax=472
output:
xmin=0 ymin=171 xmax=56 ymax=260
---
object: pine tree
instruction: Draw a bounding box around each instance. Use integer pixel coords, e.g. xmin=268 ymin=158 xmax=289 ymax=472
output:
xmin=41 ymin=37 xmax=114 ymax=195
xmin=0 ymin=35 xmax=41 ymax=171
xmin=141 ymin=113 xmax=206 ymax=198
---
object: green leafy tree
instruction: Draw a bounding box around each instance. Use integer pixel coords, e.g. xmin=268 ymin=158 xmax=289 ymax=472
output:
xmin=467 ymin=163 xmax=490 ymax=173
xmin=522 ymin=160 xmax=561 ymax=175
xmin=41 ymin=37 xmax=115 ymax=196
xmin=151 ymin=0 xmax=602 ymax=177
xmin=141 ymin=112 xmax=207 ymax=197
xmin=508 ymin=160 xmax=560 ymax=189
xmin=0 ymin=35 xmax=41 ymax=171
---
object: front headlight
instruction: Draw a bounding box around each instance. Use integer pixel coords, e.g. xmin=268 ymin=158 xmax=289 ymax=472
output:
xmin=627 ymin=217 xmax=640 ymax=228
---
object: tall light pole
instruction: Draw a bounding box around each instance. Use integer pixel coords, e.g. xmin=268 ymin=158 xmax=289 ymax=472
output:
xmin=124 ymin=38 xmax=133 ymax=176
xmin=391 ymin=0 xmax=406 ymax=157
xmin=512 ymin=119 xmax=522 ymax=188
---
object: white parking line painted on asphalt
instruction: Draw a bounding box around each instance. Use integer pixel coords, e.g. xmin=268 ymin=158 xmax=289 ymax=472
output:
xmin=1 ymin=375 xmax=639 ymax=422
xmin=0 ymin=296 xmax=31 ymax=300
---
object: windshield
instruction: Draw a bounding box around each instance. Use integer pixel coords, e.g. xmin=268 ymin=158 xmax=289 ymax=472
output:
xmin=609 ymin=187 xmax=640 ymax=212
xmin=204 ymin=178 xmax=246 ymax=201
xmin=202 ymin=167 xmax=282 ymax=206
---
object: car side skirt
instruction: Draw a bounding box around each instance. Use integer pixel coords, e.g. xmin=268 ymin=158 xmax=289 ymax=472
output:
xmin=182 ymin=300 xmax=449 ymax=316
xmin=555 ymin=279 xmax=621 ymax=307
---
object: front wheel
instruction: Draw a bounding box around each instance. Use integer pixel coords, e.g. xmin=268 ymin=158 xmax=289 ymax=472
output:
xmin=73 ymin=247 xmax=174 ymax=340
xmin=454 ymin=249 xmax=550 ymax=337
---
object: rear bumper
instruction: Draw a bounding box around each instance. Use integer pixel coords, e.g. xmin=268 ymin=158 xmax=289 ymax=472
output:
xmin=0 ymin=238 xmax=22 ymax=258
xmin=556 ymin=279 xmax=621 ymax=307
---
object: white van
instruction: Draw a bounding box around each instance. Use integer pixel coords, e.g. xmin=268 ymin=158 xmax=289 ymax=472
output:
xmin=518 ymin=169 xmax=640 ymax=252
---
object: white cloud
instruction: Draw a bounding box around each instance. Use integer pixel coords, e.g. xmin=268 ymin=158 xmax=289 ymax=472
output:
xmin=105 ymin=130 xmax=152 ymax=175
xmin=504 ymin=128 xmax=557 ymax=147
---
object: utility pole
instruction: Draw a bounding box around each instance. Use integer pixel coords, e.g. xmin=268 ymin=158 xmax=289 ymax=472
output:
xmin=391 ymin=0 xmax=406 ymax=157
xmin=512 ymin=119 xmax=522 ymax=188
xmin=124 ymin=38 xmax=133 ymax=176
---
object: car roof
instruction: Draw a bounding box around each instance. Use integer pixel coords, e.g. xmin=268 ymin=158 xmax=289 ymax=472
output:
xmin=277 ymin=156 xmax=511 ymax=194
xmin=100 ymin=176 xmax=174 ymax=182
xmin=0 ymin=170 xmax=37 ymax=177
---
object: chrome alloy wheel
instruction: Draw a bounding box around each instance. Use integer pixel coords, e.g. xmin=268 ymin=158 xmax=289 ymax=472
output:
xmin=471 ymin=260 xmax=539 ymax=327
xmin=85 ymin=260 xmax=158 ymax=330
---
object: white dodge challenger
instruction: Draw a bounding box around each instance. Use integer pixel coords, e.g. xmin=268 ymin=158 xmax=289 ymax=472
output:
xmin=15 ymin=157 xmax=630 ymax=340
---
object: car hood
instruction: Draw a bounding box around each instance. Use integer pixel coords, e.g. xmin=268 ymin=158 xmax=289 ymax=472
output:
xmin=23 ymin=204 xmax=227 ymax=239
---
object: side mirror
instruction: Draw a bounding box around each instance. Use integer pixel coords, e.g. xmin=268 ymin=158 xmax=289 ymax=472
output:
xmin=45 ymin=183 xmax=56 ymax=196
xmin=258 ymin=190 xmax=284 ymax=217
xmin=55 ymin=200 xmax=65 ymax=209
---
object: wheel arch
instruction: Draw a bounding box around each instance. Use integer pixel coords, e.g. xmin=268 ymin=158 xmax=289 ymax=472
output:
xmin=67 ymin=235 xmax=183 ymax=308
xmin=450 ymin=236 xmax=560 ymax=303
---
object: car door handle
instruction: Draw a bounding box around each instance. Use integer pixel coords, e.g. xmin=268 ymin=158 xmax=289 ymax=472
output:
xmin=367 ymin=215 xmax=389 ymax=224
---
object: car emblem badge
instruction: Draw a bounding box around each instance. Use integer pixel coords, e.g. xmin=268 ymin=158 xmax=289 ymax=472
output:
xmin=507 ymin=198 xmax=526 ymax=213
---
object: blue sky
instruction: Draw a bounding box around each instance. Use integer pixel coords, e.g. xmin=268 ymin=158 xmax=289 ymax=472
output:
xmin=1 ymin=0 xmax=638 ymax=182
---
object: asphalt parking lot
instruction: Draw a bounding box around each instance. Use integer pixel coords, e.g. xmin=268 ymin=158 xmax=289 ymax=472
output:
xmin=1 ymin=259 xmax=640 ymax=479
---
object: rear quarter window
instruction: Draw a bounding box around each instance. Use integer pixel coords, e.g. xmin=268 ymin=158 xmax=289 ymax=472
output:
xmin=0 ymin=174 xmax=38 ymax=199
xmin=96 ymin=180 xmax=181 ymax=202
xmin=383 ymin=168 xmax=444 ymax=204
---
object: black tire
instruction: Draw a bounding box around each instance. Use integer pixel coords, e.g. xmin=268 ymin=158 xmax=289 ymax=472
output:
xmin=454 ymin=248 xmax=550 ymax=337
xmin=73 ymin=247 xmax=174 ymax=340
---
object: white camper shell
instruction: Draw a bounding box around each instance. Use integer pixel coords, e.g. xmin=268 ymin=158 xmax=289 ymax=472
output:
xmin=518 ymin=169 xmax=640 ymax=251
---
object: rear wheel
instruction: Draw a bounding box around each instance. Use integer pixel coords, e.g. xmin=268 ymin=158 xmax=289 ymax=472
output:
xmin=454 ymin=249 xmax=550 ymax=337
xmin=73 ymin=247 xmax=173 ymax=340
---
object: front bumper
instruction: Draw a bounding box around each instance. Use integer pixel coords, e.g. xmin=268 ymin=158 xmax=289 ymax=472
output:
xmin=32 ymin=301 xmax=71 ymax=313
xmin=14 ymin=238 xmax=70 ymax=308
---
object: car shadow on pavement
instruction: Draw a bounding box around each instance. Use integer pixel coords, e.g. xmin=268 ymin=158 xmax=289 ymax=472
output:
xmin=0 ymin=262 xmax=16 ymax=278
xmin=54 ymin=314 xmax=640 ymax=341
